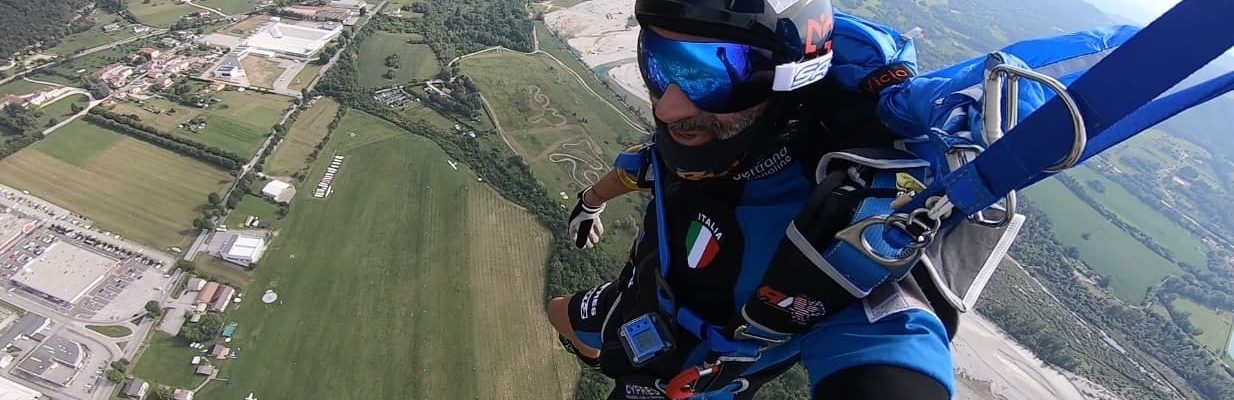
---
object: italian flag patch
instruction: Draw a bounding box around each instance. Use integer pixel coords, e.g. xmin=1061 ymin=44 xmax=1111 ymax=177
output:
xmin=686 ymin=220 xmax=720 ymax=269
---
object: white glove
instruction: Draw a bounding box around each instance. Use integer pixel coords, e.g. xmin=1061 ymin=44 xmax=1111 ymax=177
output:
xmin=568 ymin=190 xmax=605 ymax=249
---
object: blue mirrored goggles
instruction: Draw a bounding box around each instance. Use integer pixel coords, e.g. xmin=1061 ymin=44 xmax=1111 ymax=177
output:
xmin=638 ymin=29 xmax=777 ymax=114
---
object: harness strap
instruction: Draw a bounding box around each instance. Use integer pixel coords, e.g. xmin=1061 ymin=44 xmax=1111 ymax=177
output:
xmin=898 ymin=0 xmax=1234 ymax=234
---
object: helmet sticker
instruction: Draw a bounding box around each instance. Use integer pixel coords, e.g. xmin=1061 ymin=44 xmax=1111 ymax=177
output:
xmin=766 ymin=0 xmax=801 ymax=14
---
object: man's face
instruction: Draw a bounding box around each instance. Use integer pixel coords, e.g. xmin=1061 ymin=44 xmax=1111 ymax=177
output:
xmin=647 ymin=26 xmax=771 ymax=147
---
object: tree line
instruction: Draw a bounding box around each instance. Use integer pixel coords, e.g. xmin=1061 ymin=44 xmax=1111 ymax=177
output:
xmin=1000 ymin=199 xmax=1234 ymax=400
xmin=85 ymin=108 xmax=245 ymax=171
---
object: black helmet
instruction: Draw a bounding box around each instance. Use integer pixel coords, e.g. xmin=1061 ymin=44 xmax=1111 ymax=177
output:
xmin=636 ymin=0 xmax=836 ymax=179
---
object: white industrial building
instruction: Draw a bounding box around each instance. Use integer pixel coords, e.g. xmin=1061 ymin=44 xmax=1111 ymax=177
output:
xmin=261 ymin=180 xmax=294 ymax=204
xmin=11 ymin=243 xmax=116 ymax=306
xmin=329 ymin=0 xmax=367 ymax=11
xmin=0 ymin=376 xmax=41 ymax=400
xmin=242 ymin=22 xmax=342 ymax=59
xmin=221 ymin=235 xmax=266 ymax=267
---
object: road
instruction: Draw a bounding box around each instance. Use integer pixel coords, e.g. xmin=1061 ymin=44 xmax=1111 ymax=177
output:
xmin=183 ymin=1 xmax=389 ymax=261
xmin=186 ymin=0 xmax=228 ymax=17
xmin=0 ymin=29 xmax=168 ymax=87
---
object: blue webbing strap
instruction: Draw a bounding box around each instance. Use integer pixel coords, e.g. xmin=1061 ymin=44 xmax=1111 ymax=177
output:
xmin=650 ymin=151 xmax=762 ymax=358
xmin=1025 ymin=69 xmax=1234 ymax=187
xmin=899 ymin=0 xmax=1234 ymax=231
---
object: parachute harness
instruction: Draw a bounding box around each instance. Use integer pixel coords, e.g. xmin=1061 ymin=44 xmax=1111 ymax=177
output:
xmin=642 ymin=1 xmax=1234 ymax=397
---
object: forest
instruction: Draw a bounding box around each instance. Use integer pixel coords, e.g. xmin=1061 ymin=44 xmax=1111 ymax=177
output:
xmin=0 ymin=0 xmax=96 ymax=59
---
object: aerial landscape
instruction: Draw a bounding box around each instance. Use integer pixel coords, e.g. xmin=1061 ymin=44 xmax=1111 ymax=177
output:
xmin=0 ymin=0 xmax=1229 ymax=399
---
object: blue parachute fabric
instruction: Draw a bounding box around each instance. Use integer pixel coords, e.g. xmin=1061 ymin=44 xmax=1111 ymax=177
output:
xmin=901 ymin=0 xmax=1234 ymax=229
xmin=878 ymin=25 xmax=1141 ymax=142
xmin=829 ymin=11 xmax=919 ymax=92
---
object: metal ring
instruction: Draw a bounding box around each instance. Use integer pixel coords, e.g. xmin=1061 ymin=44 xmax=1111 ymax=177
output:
xmin=836 ymin=216 xmax=924 ymax=268
xmin=986 ymin=63 xmax=1087 ymax=172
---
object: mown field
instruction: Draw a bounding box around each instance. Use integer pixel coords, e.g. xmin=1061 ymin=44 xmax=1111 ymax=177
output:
xmin=222 ymin=194 xmax=280 ymax=228
xmin=1066 ymin=166 xmax=1208 ymax=267
xmin=131 ymin=333 xmax=208 ymax=389
xmin=198 ymin=0 xmax=256 ymax=15
xmin=0 ymin=80 xmax=49 ymax=96
xmin=0 ymin=120 xmax=233 ymax=250
xmin=191 ymin=110 xmax=576 ymax=400
xmin=264 ymin=98 xmax=340 ymax=176
xmin=35 ymin=93 xmax=89 ymax=128
xmin=459 ymin=50 xmax=646 ymax=258
xmin=1025 ymin=178 xmax=1182 ymax=303
xmin=357 ymin=32 xmax=441 ymax=87
xmin=128 ymin=0 xmax=199 ymax=27
xmin=1172 ymin=297 xmax=1234 ymax=355
xmin=109 ymin=90 xmax=291 ymax=156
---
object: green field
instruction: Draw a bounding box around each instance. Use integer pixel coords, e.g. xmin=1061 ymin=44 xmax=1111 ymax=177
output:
xmin=1026 ymin=178 xmax=1182 ymax=303
xmin=1066 ymin=166 xmax=1208 ymax=267
xmin=1106 ymin=129 xmax=1223 ymax=187
xmin=198 ymin=0 xmax=256 ymax=15
xmin=0 ymin=80 xmax=49 ymax=96
xmin=109 ymin=90 xmax=291 ymax=156
xmin=1172 ymin=297 xmax=1234 ymax=355
xmin=357 ymin=32 xmax=441 ymax=87
xmin=132 ymin=333 xmax=209 ymax=389
xmin=0 ymin=120 xmax=233 ymax=250
xmin=287 ymin=64 xmax=321 ymax=92
xmin=223 ymin=195 xmax=280 ymax=228
xmin=129 ymin=0 xmax=199 ymax=27
xmin=35 ymin=94 xmax=89 ymax=128
xmin=265 ymin=98 xmax=340 ymax=176
xmin=535 ymin=23 xmax=647 ymax=124
xmin=51 ymin=10 xmax=136 ymax=56
xmin=86 ymin=325 xmax=133 ymax=338
xmin=187 ymin=110 xmax=576 ymax=400
xmin=459 ymin=50 xmax=647 ymax=257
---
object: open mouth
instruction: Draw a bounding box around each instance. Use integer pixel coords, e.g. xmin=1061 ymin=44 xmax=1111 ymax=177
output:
xmin=669 ymin=130 xmax=714 ymax=146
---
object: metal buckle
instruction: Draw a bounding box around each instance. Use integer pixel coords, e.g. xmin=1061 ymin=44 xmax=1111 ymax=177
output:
xmin=972 ymin=54 xmax=1085 ymax=227
xmin=731 ymin=325 xmax=789 ymax=347
xmin=982 ymin=57 xmax=1087 ymax=172
xmin=835 ymin=216 xmax=923 ymax=268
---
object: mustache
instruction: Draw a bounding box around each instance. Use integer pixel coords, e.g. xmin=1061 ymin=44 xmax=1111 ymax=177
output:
xmin=665 ymin=116 xmax=722 ymax=135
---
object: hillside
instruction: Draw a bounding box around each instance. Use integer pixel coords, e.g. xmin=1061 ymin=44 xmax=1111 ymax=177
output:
xmin=0 ymin=0 xmax=95 ymax=59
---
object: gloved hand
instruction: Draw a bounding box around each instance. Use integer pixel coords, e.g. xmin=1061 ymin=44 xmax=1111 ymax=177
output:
xmin=568 ymin=190 xmax=605 ymax=249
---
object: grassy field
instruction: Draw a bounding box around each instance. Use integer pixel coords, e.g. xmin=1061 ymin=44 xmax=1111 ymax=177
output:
xmin=1106 ymin=129 xmax=1222 ymax=187
xmin=129 ymin=0 xmax=199 ymax=27
xmin=51 ymin=10 xmax=136 ymax=56
xmin=185 ymin=109 xmax=576 ymax=400
xmin=265 ymin=98 xmax=340 ymax=176
xmin=0 ymin=80 xmax=49 ymax=96
xmin=287 ymin=64 xmax=321 ymax=92
xmin=222 ymin=195 xmax=280 ymax=228
xmin=0 ymin=120 xmax=233 ymax=250
xmin=240 ymin=56 xmax=285 ymax=89
xmin=108 ymin=90 xmax=290 ymax=156
xmin=221 ymin=15 xmax=268 ymax=37
xmin=1066 ymin=167 xmax=1208 ymax=267
xmin=459 ymin=50 xmax=647 ymax=257
xmin=86 ymin=325 xmax=133 ymax=338
xmin=198 ymin=0 xmax=256 ymax=15
xmin=195 ymin=255 xmax=256 ymax=288
xmin=34 ymin=94 xmax=88 ymax=128
xmin=534 ymin=23 xmax=647 ymax=126
xmin=357 ymin=32 xmax=441 ymax=87
xmin=1025 ymin=178 xmax=1182 ymax=303
xmin=1172 ymin=297 xmax=1234 ymax=355
xmin=132 ymin=333 xmax=209 ymax=389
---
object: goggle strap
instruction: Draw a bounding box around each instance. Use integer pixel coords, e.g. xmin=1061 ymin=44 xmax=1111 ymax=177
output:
xmin=772 ymin=52 xmax=834 ymax=92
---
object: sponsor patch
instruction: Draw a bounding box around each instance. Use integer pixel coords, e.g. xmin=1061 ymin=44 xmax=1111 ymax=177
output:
xmin=758 ymin=286 xmax=827 ymax=325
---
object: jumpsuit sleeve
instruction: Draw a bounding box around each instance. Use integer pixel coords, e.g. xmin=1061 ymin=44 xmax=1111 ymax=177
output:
xmin=612 ymin=143 xmax=653 ymax=192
